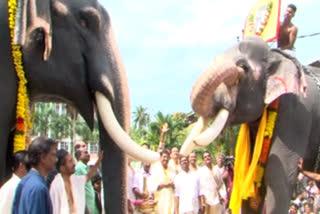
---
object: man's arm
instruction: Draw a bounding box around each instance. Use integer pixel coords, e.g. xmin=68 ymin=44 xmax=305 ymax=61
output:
xmin=86 ymin=150 xmax=103 ymax=182
xmin=298 ymin=158 xmax=320 ymax=182
xmin=287 ymin=26 xmax=298 ymax=49
xmin=157 ymin=123 xmax=169 ymax=152
xmin=199 ymin=195 xmax=206 ymax=214
xmin=174 ymin=196 xmax=179 ymax=214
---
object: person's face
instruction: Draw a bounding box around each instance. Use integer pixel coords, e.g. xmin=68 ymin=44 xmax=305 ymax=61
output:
xmin=170 ymin=147 xmax=179 ymax=160
xmin=75 ymin=141 xmax=88 ymax=152
xmin=203 ymin=152 xmax=212 ymax=166
xmin=80 ymin=150 xmax=90 ymax=163
xmin=289 ymin=205 xmax=297 ymax=214
xmin=304 ymin=204 xmax=311 ymax=213
xmin=216 ymin=155 xmax=225 ymax=167
xmin=93 ymin=180 xmax=102 ymax=192
xmin=189 ymin=152 xmax=197 ymax=165
xmin=160 ymin=153 xmax=169 ymax=168
xmin=42 ymin=145 xmax=57 ymax=173
xmin=17 ymin=163 xmax=29 ymax=177
xmin=61 ymin=154 xmax=76 ymax=175
xmin=180 ymin=157 xmax=189 ymax=172
xmin=284 ymin=6 xmax=295 ymax=20
xmin=143 ymin=162 xmax=151 ymax=173
xmin=308 ymin=180 xmax=314 ymax=186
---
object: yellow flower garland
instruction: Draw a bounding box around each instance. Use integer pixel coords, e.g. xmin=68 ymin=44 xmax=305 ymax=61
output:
xmin=8 ymin=0 xmax=32 ymax=153
xmin=229 ymin=99 xmax=279 ymax=213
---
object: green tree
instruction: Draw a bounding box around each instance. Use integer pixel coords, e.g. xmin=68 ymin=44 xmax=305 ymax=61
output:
xmin=132 ymin=105 xmax=150 ymax=129
xmin=31 ymin=103 xmax=56 ymax=137
xmin=49 ymin=113 xmax=72 ymax=140
xmin=75 ymin=115 xmax=99 ymax=144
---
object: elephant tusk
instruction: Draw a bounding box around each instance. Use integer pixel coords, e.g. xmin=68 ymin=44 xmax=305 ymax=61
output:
xmin=95 ymin=91 xmax=160 ymax=163
xmin=193 ymin=109 xmax=229 ymax=146
xmin=180 ymin=117 xmax=209 ymax=156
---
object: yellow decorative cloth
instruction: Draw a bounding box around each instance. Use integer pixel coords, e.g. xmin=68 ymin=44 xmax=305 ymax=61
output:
xmin=229 ymin=108 xmax=267 ymax=213
xmin=229 ymin=99 xmax=278 ymax=213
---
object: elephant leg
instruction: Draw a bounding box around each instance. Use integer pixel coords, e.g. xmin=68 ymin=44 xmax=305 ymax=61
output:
xmin=0 ymin=73 xmax=17 ymax=184
xmin=0 ymin=113 xmax=16 ymax=184
xmin=264 ymin=140 xmax=301 ymax=214
xmin=99 ymin=124 xmax=127 ymax=214
xmin=0 ymin=85 xmax=16 ymax=184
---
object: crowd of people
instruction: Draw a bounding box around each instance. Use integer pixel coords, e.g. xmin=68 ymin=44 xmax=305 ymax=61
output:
xmin=0 ymin=134 xmax=234 ymax=214
xmin=0 ymin=137 xmax=103 ymax=214
xmin=288 ymin=159 xmax=320 ymax=214
xmin=128 ymin=146 xmax=234 ymax=214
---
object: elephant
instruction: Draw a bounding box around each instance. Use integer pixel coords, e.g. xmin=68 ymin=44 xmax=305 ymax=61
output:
xmin=0 ymin=0 xmax=160 ymax=213
xmin=180 ymin=36 xmax=320 ymax=213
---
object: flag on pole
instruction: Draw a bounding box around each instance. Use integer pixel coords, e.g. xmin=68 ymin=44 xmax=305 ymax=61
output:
xmin=243 ymin=0 xmax=281 ymax=42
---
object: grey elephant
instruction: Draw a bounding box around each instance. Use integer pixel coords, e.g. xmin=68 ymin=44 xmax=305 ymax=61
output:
xmin=181 ymin=36 xmax=320 ymax=213
xmin=0 ymin=0 xmax=159 ymax=213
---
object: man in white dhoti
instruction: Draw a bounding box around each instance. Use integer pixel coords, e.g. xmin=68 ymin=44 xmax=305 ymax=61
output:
xmin=174 ymin=155 xmax=203 ymax=214
xmin=150 ymin=149 xmax=175 ymax=214
xmin=50 ymin=149 xmax=103 ymax=214
xmin=0 ymin=150 xmax=30 ymax=213
xmin=198 ymin=151 xmax=227 ymax=214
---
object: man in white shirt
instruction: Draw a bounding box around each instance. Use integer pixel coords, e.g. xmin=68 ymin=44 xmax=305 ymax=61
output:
xmin=50 ymin=149 xmax=103 ymax=214
xmin=0 ymin=150 xmax=30 ymax=213
xmin=188 ymin=151 xmax=199 ymax=173
xmin=198 ymin=151 xmax=226 ymax=214
xmin=133 ymin=162 xmax=152 ymax=200
xmin=174 ymin=155 xmax=203 ymax=214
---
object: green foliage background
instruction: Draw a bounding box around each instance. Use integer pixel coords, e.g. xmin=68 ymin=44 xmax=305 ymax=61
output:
xmin=31 ymin=102 xmax=239 ymax=158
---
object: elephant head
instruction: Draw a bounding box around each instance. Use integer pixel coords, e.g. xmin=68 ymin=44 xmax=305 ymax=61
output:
xmin=180 ymin=36 xmax=314 ymax=213
xmin=0 ymin=0 xmax=160 ymax=212
xmin=181 ymin=36 xmax=307 ymax=155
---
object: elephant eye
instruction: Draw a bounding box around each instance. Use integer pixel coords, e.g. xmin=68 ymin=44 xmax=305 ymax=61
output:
xmin=236 ymin=59 xmax=250 ymax=72
xmin=80 ymin=19 xmax=88 ymax=28
xmin=79 ymin=8 xmax=101 ymax=34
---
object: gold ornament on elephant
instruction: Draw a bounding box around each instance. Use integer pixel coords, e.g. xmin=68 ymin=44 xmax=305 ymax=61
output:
xmin=8 ymin=0 xmax=32 ymax=153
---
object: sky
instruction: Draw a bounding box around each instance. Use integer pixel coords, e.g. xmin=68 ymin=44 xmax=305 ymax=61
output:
xmin=100 ymin=0 xmax=320 ymax=119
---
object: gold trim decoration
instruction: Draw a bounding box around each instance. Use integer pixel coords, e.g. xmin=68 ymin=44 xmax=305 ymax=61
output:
xmin=8 ymin=0 xmax=32 ymax=153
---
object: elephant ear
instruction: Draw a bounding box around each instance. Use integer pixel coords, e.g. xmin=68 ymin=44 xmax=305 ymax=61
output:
xmin=14 ymin=0 xmax=52 ymax=61
xmin=264 ymin=50 xmax=307 ymax=104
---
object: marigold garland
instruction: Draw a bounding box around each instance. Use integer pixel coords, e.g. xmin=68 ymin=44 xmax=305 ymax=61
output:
xmin=8 ymin=0 xmax=32 ymax=153
xmin=229 ymin=99 xmax=279 ymax=213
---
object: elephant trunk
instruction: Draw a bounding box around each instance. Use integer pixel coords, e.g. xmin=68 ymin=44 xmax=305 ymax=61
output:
xmin=190 ymin=55 xmax=241 ymax=118
xmin=106 ymin=27 xmax=131 ymax=133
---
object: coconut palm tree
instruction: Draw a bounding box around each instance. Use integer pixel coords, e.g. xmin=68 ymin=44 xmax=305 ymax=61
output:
xmin=31 ymin=103 xmax=56 ymax=137
xmin=132 ymin=105 xmax=150 ymax=129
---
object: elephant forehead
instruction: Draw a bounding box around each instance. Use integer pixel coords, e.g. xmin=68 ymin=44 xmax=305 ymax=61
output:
xmin=53 ymin=1 xmax=69 ymax=16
